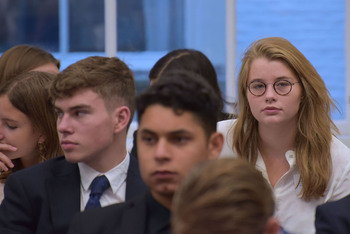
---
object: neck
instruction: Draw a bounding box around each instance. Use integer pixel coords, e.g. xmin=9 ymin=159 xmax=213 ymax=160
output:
xmin=20 ymin=153 xmax=40 ymax=168
xmin=151 ymin=191 xmax=173 ymax=210
xmin=258 ymin=121 xmax=297 ymax=155
xmin=86 ymin=133 xmax=128 ymax=173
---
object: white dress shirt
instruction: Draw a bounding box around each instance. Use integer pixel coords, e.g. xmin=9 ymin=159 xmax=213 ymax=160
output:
xmin=78 ymin=153 xmax=130 ymax=211
xmin=0 ymin=182 xmax=4 ymax=203
xmin=217 ymin=119 xmax=350 ymax=234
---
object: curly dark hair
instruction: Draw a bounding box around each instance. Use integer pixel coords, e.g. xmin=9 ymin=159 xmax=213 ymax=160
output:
xmin=136 ymin=70 xmax=220 ymax=138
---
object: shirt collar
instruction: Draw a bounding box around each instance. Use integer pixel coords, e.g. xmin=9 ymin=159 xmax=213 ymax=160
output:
xmin=78 ymin=153 xmax=130 ymax=194
xmin=285 ymin=150 xmax=296 ymax=167
xmin=256 ymin=150 xmax=296 ymax=166
xmin=256 ymin=150 xmax=296 ymax=181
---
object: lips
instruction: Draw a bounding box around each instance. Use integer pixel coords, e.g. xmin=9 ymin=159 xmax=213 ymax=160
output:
xmin=263 ymin=106 xmax=281 ymax=114
xmin=60 ymin=140 xmax=78 ymax=151
xmin=264 ymin=106 xmax=279 ymax=110
xmin=152 ymin=170 xmax=176 ymax=180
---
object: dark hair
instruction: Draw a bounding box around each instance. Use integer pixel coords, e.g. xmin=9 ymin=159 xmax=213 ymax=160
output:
xmin=136 ymin=70 xmax=220 ymax=137
xmin=50 ymin=56 xmax=135 ymax=128
xmin=0 ymin=44 xmax=60 ymax=87
xmin=149 ymin=49 xmax=225 ymax=114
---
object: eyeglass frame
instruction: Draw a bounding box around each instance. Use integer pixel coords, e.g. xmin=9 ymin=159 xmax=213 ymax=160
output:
xmin=247 ymin=79 xmax=300 ymax=96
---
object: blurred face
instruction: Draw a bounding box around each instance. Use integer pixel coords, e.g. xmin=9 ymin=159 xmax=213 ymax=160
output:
xmin=0 ymin=95 xmax=41 ymax=163
xmin=55 ymin=89 xmax=116 ymax=166
xmin=247 ymin=58 xmax=302 ymax=127
xmin=137 ymin=104 xmax=220 ymax=204
xmin=31 ymin=62 xmax=59 ymax=74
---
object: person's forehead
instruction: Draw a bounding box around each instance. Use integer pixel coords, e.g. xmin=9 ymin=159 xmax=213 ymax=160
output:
xmin=138 ymin=105 xmax=204 ymax=134
xmin=54 ymin=88 xmax=104 ymax=109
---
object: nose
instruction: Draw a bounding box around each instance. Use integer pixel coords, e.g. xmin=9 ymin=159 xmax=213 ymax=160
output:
xmin=57 ymin=114 xmax=73 ymax=134
xmin=154 ymin=138 xmax=171 ymax=162
xmin=264 ymin=84 xmax=277 ymax=102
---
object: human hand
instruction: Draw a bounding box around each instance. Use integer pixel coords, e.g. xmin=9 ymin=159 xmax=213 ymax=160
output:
xmin=0 ymin=143 xmax=16 ymax=172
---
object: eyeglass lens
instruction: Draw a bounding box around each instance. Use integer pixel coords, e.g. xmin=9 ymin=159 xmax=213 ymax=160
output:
xmin=248 ymin=80 xmax=293 ymax=96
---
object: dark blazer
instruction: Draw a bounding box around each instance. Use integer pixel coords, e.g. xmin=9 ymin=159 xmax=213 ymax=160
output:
xmin=130 ymin=130 xmax=138 ymax=159
xmin=0 ymin=155 xmax=147 ymax=234
xmin=315 ymin=194 xmax=350 ymax=234
xmin=67 ymin=193 xmax=149 ymax=234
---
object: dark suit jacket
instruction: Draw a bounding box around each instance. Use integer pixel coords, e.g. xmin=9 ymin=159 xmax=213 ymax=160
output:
xmin=130 ymin=130 xmax=138 ymax=159
xmin=0 ymin=155 xmax=147 ymax=234
xmin=68 ymin=193 xmax=148 ymax=234
xmin=315 ymin=194 xmax=350 ymax=234
xmin=67 ymin=191 xmax=170 ymax=234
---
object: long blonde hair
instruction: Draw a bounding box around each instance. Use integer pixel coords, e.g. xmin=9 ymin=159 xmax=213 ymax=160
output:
xmin=233 ymin=37 xmax=338 ymax=200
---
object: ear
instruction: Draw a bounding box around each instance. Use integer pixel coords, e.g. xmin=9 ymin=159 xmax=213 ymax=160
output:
xmin=113 ymin=106 xmax=131 ymax=134
xmin=263 ymin=217 xmax=281 ymax=234
xmin=207 ymin=132 xmax=224 ymax=160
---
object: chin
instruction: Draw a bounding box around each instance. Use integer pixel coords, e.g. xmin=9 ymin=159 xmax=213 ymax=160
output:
xmin=8 ymin=155 xmax=21 ymax=160
xmin=259 ymin=116 xmax=284 ymax=124
xmin=156 ymin=184 xmax=177 ymax=196
xmin=64 ymin=154 xmax=84 ymax=163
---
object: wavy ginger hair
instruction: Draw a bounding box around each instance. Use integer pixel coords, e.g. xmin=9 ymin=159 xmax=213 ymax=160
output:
xmin=233 ymin=37 xmax=339 ymax=200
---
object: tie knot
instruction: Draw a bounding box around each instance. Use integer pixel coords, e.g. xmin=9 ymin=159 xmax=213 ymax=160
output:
xmin=90 ymin=175 xmax=110 ymax=195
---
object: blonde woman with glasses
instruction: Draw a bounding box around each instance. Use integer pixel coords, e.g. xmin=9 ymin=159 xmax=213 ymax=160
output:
xmin=218 ymin=37 xmax=350 ymax=234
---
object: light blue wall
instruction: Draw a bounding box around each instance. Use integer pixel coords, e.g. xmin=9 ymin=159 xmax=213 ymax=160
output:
xmin=184 ymin=0 xmax=226 ymax=66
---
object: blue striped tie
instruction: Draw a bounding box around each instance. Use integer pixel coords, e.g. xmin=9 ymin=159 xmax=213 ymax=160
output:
xmin=85 ymin=175 xmax=110 ymax=210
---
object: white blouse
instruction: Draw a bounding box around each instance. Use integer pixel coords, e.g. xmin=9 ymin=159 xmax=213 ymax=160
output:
xmin=217 ymin=119 xmax=350 ymax=234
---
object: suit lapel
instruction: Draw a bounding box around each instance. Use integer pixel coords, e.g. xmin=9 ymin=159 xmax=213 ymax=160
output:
xmin=46 ymin=158 xmax=81 ymax=234
xmin=119 ymin=194 xmax=148 ymax=234
xmin=125 ymin=155 xmax=148 ymax=200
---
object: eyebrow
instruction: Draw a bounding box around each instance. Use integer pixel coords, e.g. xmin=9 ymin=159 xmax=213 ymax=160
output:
xmin=139 ymin=128 xmax=191 ymax=135
xmin=249 ymin=76 xmax=295 ymax=84
xmin=251 ymin=76 xmax=293 ymax=81
xmin=54 ymin=104 xmax=92 ymax=113
xmin=275 ymin=76 xmax=293 ymax=80
xmin=1 ymin=118 xmax=19 ymax=124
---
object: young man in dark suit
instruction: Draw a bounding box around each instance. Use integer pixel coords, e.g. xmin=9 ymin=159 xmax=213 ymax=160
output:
xmin=0 ymin=56 xmax=147 ymax=234
xmin=315 ymin=194 xmax=350 ymax=234
xmin=67 ymin=70 xmax=224 ymax=234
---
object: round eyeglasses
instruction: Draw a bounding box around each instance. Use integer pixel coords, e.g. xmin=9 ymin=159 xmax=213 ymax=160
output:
xmin=247 ymin=80 xmax=300 ymax=96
